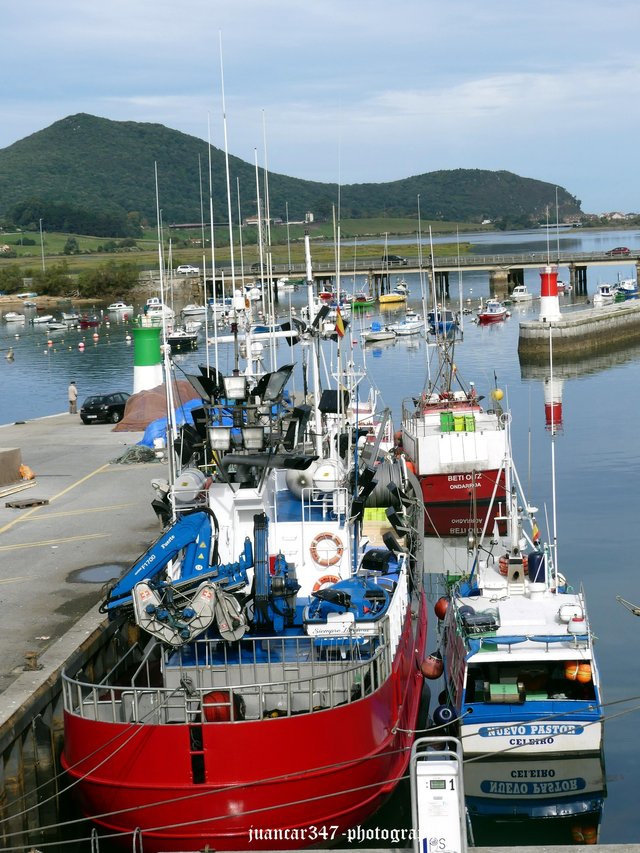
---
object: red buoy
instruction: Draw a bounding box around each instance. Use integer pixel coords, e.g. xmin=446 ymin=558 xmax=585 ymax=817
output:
xmin=203 ymin=691 xmax=231 ymax=722
xmin=434 ymin=597 xmax=449 ymax=620
xmin=421 ymin=650 xmax=444 ymax=679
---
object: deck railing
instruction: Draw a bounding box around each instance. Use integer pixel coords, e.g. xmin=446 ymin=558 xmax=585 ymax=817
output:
xmin=62 ymin=620 xmax=392 ymax=726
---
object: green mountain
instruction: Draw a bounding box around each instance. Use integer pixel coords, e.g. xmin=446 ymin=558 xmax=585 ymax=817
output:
xmin=0 ymin=113 xmax=581 ymax=233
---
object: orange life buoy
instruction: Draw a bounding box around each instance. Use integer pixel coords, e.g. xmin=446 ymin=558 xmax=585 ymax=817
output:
xmin=310 ymin=532 xmax=344 ymax=567
xmin=312 ymin=574 xmax=340 ymax=593
xmin=498 ymin=554 xmax=529 ymax=576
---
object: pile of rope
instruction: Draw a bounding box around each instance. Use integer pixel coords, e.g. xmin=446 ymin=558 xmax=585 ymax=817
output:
xmin=111 ymin=445 xmax=159 ymax=465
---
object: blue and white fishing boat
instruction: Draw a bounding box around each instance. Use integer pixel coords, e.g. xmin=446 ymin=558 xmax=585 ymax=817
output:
xmin=616 ymin=278 xmax=638 ymax=300
xmin=427 ymin=307 xmax=458 ymax=335
xmin=432 ymin=424 xmax=603 ymax=759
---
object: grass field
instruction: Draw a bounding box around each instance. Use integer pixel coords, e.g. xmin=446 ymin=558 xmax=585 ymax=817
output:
xmin=0 ymin=217 xmax=486 ymax=274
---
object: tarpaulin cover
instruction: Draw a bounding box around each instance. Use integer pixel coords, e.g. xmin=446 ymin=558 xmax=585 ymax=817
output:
xmin=113 ymin=382 xmax=202 ymax=433
xmin=137 ymin=398 xmax=204 ymax=448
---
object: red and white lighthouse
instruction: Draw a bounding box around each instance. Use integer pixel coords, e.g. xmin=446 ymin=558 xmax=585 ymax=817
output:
xmin=538 ymin=265 xmax=562 ymax=322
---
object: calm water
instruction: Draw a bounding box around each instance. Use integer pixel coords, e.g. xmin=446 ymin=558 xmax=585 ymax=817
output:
xmin=2 ymin=228 xmax=640 ymax=847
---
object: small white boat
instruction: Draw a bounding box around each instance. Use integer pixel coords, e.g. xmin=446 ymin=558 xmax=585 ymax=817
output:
xmin=47 ymin=321 xmax=68 ymax=331
xmin=510 ymin=284 xmax=533 ymax=302
xmin=31 ymin=314 xmax=54 ymax=324
xmin=166 ymin=325 xmax=198 ymax=352
xmin=181 ymin=304 xmax=207 ymax=317
xmin=617 ymin=278 xmax=638 ymax=300
xmin=477 ymin=299 xmax=509 ymax=324
xmin=592 ymin=283 xmax=617 ymax=306
xmin=144 ymin=297 xmax=175 ymax=320
xmin=3 ymin=312 xmax=25 ymax=322
xmin=62 ymin=311 xmax=80 ymax=322
xmin=361 ymin=321 xmax=397 ymax=343
xmin=388 ymin=316 xmax=423 ymax=336
xmin=107 ymin=301 xmax=133 ymax=313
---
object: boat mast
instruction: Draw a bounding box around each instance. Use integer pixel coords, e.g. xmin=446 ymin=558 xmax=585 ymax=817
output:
xmin=305 ymin=233 xmax=324 ymax=457
xmin=154 ymin=162 xmax=177 ymax=512
xmin=207 ymin=114 xmax=220 ymax=374
xmin=198 ymin=153 xmax=211 ymax=376
xmin=549 ymin=324 xmax=559 ymax=573
xmin=219 ymin=33 xmax=237 ymax=305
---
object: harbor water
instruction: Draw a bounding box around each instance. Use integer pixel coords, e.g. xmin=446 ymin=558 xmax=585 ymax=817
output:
xmin=2 ymin=227 xmax=640 ymax=847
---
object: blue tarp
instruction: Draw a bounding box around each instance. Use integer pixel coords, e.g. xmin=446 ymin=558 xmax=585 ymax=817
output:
xmin=137 ymin=398 xmax=203 ymax=447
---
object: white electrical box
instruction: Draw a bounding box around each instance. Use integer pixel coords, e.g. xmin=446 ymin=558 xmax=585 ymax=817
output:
xmin=410 ymin=737 xmax=467 ymax=853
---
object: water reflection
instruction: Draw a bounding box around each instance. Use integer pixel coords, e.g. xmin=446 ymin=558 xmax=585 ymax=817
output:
xmin=465 ymin=753 xmax=606 ymax=846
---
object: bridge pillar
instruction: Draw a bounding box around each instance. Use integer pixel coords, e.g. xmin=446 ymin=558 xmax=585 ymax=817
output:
xmin=569 ymin=263 xmax=587 ymax=295
xmin=508 ymin=268 xmax=524 ymax=289
xmin=434 ymin=271 xmax=449 ymax=298
xmin=489 ymin=268 xmax=509 ymax=297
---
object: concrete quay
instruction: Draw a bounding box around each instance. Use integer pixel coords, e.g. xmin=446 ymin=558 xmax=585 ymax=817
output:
xmin=518 ymin=300 xmax=640 ymax=362
xmin=0 ymin=413 xmax=162 ymax=696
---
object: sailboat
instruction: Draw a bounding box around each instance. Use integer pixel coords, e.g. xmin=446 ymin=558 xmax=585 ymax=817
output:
xmin=61 ymin=235 xmax=428 ymax=852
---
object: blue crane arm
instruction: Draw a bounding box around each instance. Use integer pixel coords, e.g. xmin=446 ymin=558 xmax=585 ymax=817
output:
xmin=102 ymin=510 xmax=214 ymax=612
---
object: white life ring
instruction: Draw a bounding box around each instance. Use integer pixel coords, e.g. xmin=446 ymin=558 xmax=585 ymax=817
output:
xmin=312 ymin=574 xmax=340 ymax=593
xmin=310 ymin=532 xmax=344 ymax=567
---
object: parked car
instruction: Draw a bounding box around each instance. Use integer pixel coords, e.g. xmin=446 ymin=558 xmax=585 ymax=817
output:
xmin=382 ymin=254 xmax=408 ymax=266
xmin=250 ymin=261 xmax=263 ymax=273
xmin=176 ymin=264 xmax=200 ymax=275
xmin=605 ymin=246 xmax=630 ymax=256
xmin=80 ymin=392 xmax=130 ymax=424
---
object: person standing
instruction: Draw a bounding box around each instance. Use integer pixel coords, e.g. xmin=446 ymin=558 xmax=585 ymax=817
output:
xmin=68 ymin=380 xmax=78 ymax=414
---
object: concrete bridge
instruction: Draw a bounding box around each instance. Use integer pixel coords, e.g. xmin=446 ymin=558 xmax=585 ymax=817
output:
xmin=216 ymin=249 xmax=640 ymax=298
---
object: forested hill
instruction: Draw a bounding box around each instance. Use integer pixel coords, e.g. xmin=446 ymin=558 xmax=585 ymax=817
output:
xmin=0 ymin=113 xmax=581 ymax=235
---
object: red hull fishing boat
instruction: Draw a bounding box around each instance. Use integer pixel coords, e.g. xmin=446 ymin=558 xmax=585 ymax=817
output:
xmin=398 ymin=336 xmax=508 ymax=536
xmin=476 ymin=298 xmax=508 ymax=324
xmin=62 ymin=237 xmax=427 ymax=852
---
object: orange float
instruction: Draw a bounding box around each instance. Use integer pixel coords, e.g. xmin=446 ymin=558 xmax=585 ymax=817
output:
xmin=310 ymin=532 xmax=344 ymax=567
xmin=577 ymin=662 xmax=592 ymax=683
xmin=565 ymin=661 xmax=580 ymax=681
xmin=312 ymin=574 xmax=340 ymax=593
xmin=421 ymin=651 xmax=444 ymax=679
xmin=498 ymin=554 xmax=529 ymax=576
xmin=434 ymin=597 xmax=449 ymax=620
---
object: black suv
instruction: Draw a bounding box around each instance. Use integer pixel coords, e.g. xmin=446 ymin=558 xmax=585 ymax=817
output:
xmin=80 ymin=392 xmax=130 ymax=424
xmin=382 ymin=254 xmax=408 ymax=266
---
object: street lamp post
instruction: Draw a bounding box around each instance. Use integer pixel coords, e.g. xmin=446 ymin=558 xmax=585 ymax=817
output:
xmin=39 ymin=219 xmax=45 ymax=272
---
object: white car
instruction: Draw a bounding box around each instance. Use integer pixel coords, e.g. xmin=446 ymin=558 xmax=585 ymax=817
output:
xmin=176 ymin=264 xmax=200 ymax=275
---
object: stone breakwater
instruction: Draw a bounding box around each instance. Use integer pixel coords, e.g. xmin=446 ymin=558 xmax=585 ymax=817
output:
xmin=518 ymin=301 xmax=640 ymax=363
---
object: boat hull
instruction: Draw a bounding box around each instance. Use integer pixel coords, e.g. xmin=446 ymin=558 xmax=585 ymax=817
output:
xmin=458 ymin=708 xmax=603 ymax=758
xmin=419 ymin=468 xmax=506 ymax=505
xmin=477 ymin=312 xmax=507 ymax=324
xmin=62 ymin=595 xmax=427 ymax=852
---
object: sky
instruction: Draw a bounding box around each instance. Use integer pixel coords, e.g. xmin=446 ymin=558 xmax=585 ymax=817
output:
xmin=3 ymin=0 xmax=640 ymax=214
